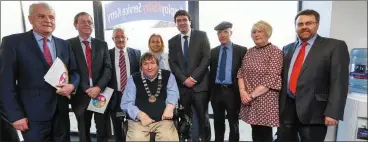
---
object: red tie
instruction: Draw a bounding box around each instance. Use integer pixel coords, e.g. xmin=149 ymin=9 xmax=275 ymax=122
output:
xmin=42 ymin=38 xmax=53 ymax=66
xmin=289 ymin=41 xmax=308 ymax=95
xmin=119 ymin=50 xmax=127 ymax=92
xmin=82 ymin=40 xmax=92 ymax=78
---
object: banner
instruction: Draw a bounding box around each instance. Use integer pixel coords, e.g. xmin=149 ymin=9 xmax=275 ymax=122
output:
xmin=104 ymin=1 xmax=186 ymax=29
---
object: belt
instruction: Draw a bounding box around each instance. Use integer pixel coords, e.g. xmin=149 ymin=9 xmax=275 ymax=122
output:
xmin=216 ymin=84 xmax=233 ymax=89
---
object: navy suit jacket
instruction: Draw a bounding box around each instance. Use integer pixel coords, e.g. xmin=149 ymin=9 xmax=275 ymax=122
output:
xmin=0 ymin=30 xmax=80 ymax=122
xmin=108 ymin=47 xmax=141 ymax=110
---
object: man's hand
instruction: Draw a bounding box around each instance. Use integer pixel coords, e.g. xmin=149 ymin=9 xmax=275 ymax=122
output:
xmin=184 ymin=78 xmax=195 ymax=88
xmin=56 ymin=84 xmax=75 ymax=97
xmin=138 ymin=111 xmax=154 ymax=126
xmin=12 ymin=118 xmax=29 ymax=132
xmin=325 ymin=116 xmax=338 ymax=126
xmin=86 ymin=86 xmax=101 ymax=98
xmin=162 ymin=104 xmax=175 ymax=120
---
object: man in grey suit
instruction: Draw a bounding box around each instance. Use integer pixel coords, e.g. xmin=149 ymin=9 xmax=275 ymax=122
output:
xmin=68 ymin=12 xmax=112 ymax=142
xmin=168 ymin=10 xmax=211 ymax=142
xmin=278 ymin=9 xmax=350 ymax=142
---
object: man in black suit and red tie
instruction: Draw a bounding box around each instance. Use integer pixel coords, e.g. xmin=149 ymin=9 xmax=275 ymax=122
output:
xmin=108 ymin=27 xmax=141 ymax=142
xmin=68 ymin=12 xmax=112 ymax=142
xmin=278 ymin=9 xmax=350 ymax=142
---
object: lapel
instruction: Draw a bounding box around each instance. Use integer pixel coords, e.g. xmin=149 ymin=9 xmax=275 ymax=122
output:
xmin=232 ymin=44 xmax=239 ymax=73
xmin=110 ymin=48 xmax=116 ymax=71
xmin=176 ymin=34 xmax=185 ymax=70
xmin=126 ymin=47 xmax=135 ymax=73
xmin=53 ymin=37 xmax=61 ymax=60
xmin=27 ymin=30 xmax=52 ymax=68
xmin=213 ymin=46 xmax=220 ymax=68
xmin=299 ymin=35 xmax=324 ymax=76
xmin=91 ymin=38 xmax=97 ymax=64
xmin=74 ymin=36 xmax=89 ymax=74
xmin=285 ymin=41 xmax=298 ymax=74
xmin=188 ymin=30 xmax=196 ymax=56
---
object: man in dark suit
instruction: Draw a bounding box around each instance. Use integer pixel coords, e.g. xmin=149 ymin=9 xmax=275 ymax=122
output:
xmin=68 ymin=12 xmax=112 ymax=142
xmin=278 ymin=9 xmax=350 ymax=142
xmin=108 ymin=28 xmax=141 ymax=142
xmin=0 ymin=2 xmax=79 ymax=142
xmin=168 ymin=10 xmax=211 ymax=142
xmin=209 ymin=21 xmax=247 ymax=142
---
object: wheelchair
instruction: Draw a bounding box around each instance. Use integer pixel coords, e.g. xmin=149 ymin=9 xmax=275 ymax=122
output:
xmin=116 ymin=104 xmax=192 ymax=142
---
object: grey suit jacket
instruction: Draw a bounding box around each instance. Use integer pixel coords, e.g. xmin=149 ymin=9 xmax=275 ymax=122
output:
xmin=280 ymin=35 xmax=350 ymax=124
xmin=68 ymin=37 xmax=112 ymax=115
xmin=168 ymin=30 xmax=211 ymax=93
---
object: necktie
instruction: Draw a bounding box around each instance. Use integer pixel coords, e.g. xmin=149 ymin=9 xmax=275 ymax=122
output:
xmin=42 ymin=38 xmax=53 ymax=66
xmin=219 ymin=46 xmax=227 ymax=82
xmin=183 ymin=36 xmax=189 ymax=69
xmin=82 ymin=40 xmax=92 ymax=78
xmin=289 ymin=41 xmax=308 ymax=95
xmin=119 ymin=50 xmax=127 ymax=92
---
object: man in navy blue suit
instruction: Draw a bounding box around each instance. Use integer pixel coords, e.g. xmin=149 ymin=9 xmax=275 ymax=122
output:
xmin=0 ymin=2 xmax=79 ymax=142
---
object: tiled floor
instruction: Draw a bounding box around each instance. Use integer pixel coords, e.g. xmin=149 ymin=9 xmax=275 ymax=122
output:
xmin=69 ymin=104 xmax=277 ymax=141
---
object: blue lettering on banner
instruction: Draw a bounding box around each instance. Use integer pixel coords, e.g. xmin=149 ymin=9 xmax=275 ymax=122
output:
xmin=104 ymin=1 xmax=186 ymax=29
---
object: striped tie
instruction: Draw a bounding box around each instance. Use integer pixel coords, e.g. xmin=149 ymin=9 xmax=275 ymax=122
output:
xmin=42 ymin=38 xmax=53 ymax=66
xmin=119 ymin=50 xmax=127 ymax=92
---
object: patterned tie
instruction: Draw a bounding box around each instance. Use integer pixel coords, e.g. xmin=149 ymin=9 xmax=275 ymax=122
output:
xmin=119 ymin=50 xmax=127 ymax=92
xmin=183 ymin=36 xmax=189 ymax=69
xmin=42 ymin=38 xmax=53 ymax=66
xmin=289 ymin=41 xmax=308 ymax=95
xmin=82 ymin=40 xmax=92 ymax=78
xmin=219 ymin=46 xmax=227 ymax=82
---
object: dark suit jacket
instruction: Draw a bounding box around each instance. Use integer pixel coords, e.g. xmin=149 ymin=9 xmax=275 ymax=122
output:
xmin=0 ymin=30 xmax=80 ymax=122
xmin=68 ymin=36 xmax=112 ymax=116
xmin=209 ymin=44 xmax=247 ymax=95
xmin=108 ymin=47 xmax=141 ymax=110
xmin=280 ymin=35 xmax=350 ymax=124
xmin=168 ymin=30 xmax=211 ymax=93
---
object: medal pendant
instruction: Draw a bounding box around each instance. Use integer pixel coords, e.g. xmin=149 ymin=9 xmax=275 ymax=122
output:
xmin=148 ymin=96 xmax=157 ymax=103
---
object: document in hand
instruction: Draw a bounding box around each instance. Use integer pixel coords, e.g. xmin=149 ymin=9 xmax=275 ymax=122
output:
xmin=87 ymin=87 xmax=114 ymax=114
xmin=44 ymin=57 xmax=70 ymax=98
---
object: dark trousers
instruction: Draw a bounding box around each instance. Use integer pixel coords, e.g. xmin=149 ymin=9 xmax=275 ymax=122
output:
xmin=251 ymin=125 xmax=273 ymax=142
xmin=75 ymin=110 xmax=110 ymax=142
xmin=180 ymin=88 xmax=211 ymax=142
xmin=211 ymin=85 xmax=240 ymax=142
xmin=22 ymin=109 xmax=70 ymax=142
xmin=110 ymin=110 xmax=125 ymax=142
xmin=278 ymin=97 xmax=328 ymax=142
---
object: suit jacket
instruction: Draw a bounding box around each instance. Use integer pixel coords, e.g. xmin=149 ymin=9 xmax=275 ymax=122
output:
xmin=280 ymin=35 xmax=350 ymax=124
xmin=168 ymin=30 xmax=211 ymax=92
xmin=209 ymin=44 xmax=247 ymax=95
xmin=0 ymin=30 xmax=80 ymax=122
xmin=108 ymin=47 xmax=141 ymax=110
xmin=68 ymin=36 xmax=112 ymax=115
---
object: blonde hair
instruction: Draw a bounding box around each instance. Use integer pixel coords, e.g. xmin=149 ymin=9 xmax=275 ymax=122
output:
xmin=148 ymin=34 xmax=165 ymax=52
xmin=251 ymin=20 xmax=273 ymax=38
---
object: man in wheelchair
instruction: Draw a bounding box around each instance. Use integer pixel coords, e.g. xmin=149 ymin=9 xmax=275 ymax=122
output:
xmin=120 ymin=53 xmax=180 ymax=141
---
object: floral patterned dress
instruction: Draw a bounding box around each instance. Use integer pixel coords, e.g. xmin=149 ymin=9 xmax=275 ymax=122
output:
xmin=237 ymin=43 xmax=283 ymax=127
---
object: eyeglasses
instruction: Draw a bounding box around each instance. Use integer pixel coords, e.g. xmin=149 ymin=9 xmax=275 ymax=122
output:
xmin=79 ymin=21 xmax=93 ymax=25
xmin=113 ymin=37 xmax=127 ymax=40
xmin=296 ymin=21 xmax=318 ymax=27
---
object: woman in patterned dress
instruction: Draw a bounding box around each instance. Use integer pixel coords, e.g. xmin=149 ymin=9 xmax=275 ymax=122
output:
xmin=237 ymin=20 xmax=283 ymax=142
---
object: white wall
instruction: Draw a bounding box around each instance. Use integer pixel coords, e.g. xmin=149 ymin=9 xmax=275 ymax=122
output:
xmin=302 ymin=1 xmax=367 ymax=141
xmin=0 ymin=1 xmax=24 ymax=40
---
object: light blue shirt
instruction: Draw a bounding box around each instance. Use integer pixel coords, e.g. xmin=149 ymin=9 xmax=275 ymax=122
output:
xmin=157 ymin=55 xmax=166 ymax=70
xmin=287 ymin=35 xmax=317 ymax=96
xmin=33 ymin=31 xmax=56 ymax=61
xmin=215 ymin=42 xmax=233 ymax=84
xmin=120 ymin=71 xmax=180 ymax=120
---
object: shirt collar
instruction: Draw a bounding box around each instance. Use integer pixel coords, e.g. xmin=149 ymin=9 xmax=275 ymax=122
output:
xmin=79 ymin=36 xmax=92 ymax=44
xmin=298 ymin=34 xmax=317 ymax=47
xmin=221 ymin=42 xmax=232 ymax=49
xmin=115 ymin=46 xmax=128 ymax=53
xmin=33 ymin=31 xmax=52 ymax=42
xmin=181 ymin=29 xmax=192 ymax=39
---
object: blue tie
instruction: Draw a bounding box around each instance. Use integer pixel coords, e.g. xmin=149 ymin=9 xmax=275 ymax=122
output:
xmin=183 ymin=36 xmax=189 ymax=69
xmin=219 ymin=46 xmax=227 ymax=82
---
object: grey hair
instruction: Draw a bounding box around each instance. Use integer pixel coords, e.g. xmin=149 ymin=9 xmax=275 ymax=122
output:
xmin=112 ymin=27 xmax=127 ymax=37
xmin=29 ymin=2 xmax=54 ymax=16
